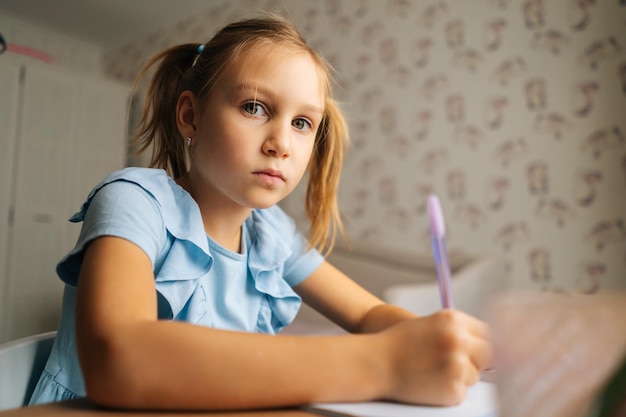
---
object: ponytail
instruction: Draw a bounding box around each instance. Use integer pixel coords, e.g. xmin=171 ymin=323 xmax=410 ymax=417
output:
xmin=130 ymin=44 xmax=199 ymax=179
xmin=306 ymin=98 xmax=349 ymax=255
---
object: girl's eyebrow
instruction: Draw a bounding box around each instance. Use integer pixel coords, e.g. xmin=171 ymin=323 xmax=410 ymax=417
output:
xmin=232 ymin=83 xmax=324 ymax=116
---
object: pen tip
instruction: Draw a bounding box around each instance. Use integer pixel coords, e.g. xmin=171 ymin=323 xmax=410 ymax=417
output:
xmin=427 ymin=195 xmax=446 ymax=238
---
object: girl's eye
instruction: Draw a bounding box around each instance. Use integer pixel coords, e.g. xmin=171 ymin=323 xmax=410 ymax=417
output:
xmin=242 ymin=101 xmax=267 ymax=117
xmin=292 ymin=118 xmax=312 ymax=132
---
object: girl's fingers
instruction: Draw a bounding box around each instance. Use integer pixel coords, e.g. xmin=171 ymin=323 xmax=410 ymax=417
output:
xmin=468 ymin=315 xmax=492 ymax=341
xmin=465 ymin=360 xmax=481 ymax=386
xmin=471 ymin=335 xmax=495 ymax=371
xmin=461 ymin=315 xmax=494 ymax=372
xmin=463 ymin=336 xmax=492 ymax=387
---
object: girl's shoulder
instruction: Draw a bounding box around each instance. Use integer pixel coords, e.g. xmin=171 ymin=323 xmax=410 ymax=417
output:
xmin=69 ymin=168 xmax=168 ymax=220
xmin=73 ymin=167 xmax=205 ymax=245
xmin=80 ymin=167 xmax=183 ymax=210
xmin=92 ymin=167 xmax=172 ymax=198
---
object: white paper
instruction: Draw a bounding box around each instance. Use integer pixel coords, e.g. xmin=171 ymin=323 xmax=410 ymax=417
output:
xmin=309 ymin=381 xmax=498 ymax=417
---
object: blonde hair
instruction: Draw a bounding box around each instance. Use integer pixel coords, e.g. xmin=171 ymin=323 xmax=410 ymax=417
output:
xmin=131 ymin=14 xmax=348 ymax=255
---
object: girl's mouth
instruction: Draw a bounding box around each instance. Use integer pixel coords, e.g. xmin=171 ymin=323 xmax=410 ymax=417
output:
xmin=254 ymin=170 xmax=285 ymax=185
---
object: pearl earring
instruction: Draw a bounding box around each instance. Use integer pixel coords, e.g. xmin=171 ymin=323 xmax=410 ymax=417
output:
xmin=186 ymin=137 xmax=192 ymax=147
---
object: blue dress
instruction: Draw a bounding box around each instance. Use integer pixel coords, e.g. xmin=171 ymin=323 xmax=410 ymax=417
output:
xmin=29 ymin=167 xmax=324 ymax=404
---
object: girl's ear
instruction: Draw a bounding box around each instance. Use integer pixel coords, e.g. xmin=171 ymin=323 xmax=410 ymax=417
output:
xmin=176 ymin=91 xmax=197 ymax=138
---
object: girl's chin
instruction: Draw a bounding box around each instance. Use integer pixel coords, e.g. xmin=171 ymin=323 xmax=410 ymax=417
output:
xmin=245 ymin=196 xmax=285 ymax=210
xmin=240 ymin=188 xmax=292 ymax=210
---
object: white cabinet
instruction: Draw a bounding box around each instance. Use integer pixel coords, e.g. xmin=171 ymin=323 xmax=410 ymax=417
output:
xmin=0 ymin=58 xmax=129 ymax=343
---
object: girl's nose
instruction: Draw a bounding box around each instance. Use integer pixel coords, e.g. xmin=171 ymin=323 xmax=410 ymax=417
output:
xmin=262 ymin=122 xmax=291 ymax=159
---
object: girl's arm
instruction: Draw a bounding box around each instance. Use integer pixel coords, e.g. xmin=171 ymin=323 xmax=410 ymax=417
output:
xmin=294 ymin=260 xmax=493 ymax=399
xmin=76 ymin=236 xmax=491 ymax=411
xmin=293 ymin=261 xmax=419 ymax=333
xmin=77 ymin=236 xmax=382 ymax=410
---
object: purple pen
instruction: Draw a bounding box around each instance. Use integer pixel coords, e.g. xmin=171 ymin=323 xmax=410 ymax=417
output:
xmin=427 ymin=195 xmax=455 ymax=309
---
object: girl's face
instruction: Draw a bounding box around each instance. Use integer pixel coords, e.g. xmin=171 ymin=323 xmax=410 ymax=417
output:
xmin=188 ymin=46 xmax=325 ymax=211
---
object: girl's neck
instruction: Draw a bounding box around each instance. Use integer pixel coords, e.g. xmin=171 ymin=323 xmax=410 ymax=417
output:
xmin=176 ymin=173 xmax=251 ymax=254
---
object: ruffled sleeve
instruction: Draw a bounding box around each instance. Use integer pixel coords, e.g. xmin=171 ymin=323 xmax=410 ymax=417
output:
xmin=56 ymin=168 xmax=214 ymax=320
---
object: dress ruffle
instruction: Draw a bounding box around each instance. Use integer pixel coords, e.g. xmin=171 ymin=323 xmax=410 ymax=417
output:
xmin=247 ymin=209 xmax=302 ymax=332
xmin=29 ymin=370 xmax=79 ymax=405
xmin=64 ymin=167 xmax=302 ymax=331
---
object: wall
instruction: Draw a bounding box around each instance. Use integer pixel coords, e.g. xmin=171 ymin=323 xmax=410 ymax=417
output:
xmin=103 ymin=0 xmax=626 ymax=292
xmin=0 ymin=13 xmax=129 ymax=341
xmin=0 ymin=12 xmax=103 ymax=75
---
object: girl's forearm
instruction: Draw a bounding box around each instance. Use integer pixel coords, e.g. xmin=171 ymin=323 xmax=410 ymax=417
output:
xmin=356 ymin=303 xmax=418 ymax=334
xmin=81 ymin=320 xmax=390 ymax=410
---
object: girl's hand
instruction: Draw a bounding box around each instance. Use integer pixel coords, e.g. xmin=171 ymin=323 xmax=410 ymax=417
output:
xmin=377 ymin=309 xmax=493 ymax=406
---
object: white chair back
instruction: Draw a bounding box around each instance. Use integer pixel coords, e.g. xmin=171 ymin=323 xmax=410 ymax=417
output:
xmin=0 ymin=331 xmax=56 ymax=410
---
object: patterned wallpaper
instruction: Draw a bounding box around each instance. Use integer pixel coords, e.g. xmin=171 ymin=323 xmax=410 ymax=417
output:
xmin=103 ymin=0 xmax=626 ymax=292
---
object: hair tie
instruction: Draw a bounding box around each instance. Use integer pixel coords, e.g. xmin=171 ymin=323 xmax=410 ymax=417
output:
xmin=192 ymin=44 xmax=205 ymax=67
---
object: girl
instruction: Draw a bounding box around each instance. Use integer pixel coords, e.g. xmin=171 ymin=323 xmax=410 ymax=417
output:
xmin=30 ymin=14 xmax=492 ymax=410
